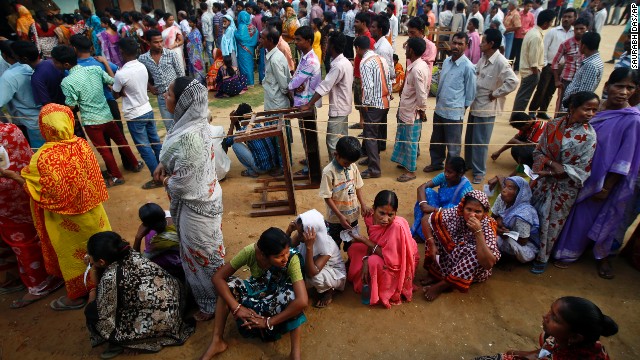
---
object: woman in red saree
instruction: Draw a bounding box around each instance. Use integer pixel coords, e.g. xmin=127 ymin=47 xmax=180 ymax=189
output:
xmin=0 ymin=124 xmax=62 ymax=308
xmin=347 ymin=190 xmax=419 ymax=309
xmin=207 ymin=49 xmax=225 ymax=91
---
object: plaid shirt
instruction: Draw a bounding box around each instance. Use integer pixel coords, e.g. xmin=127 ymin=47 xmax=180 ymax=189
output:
xmin=552 ymin=37 xmax=582 ymax=82
xmin=138 ymin=49 xmax=185 ymax=94
xmin=562 ymin=52 xmax=604 ymax=102
xmin=61 ymin=65 xmax=113 ymax=126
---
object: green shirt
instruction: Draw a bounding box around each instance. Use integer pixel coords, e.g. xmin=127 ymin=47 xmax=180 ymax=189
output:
xmin=230 ymin=244 xmax=303 ymax=283
xmin=61 ymin=65 xmax=114 ymax=126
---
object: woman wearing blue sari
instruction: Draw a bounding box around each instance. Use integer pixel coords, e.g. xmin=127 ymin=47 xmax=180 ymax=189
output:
xmin=81 ymin=7 xmax=103 ymax=56
xmin=235 ymin=11 xmax=259 ymax=87
xmin=221 ymin=15 xmax=238 ymax=67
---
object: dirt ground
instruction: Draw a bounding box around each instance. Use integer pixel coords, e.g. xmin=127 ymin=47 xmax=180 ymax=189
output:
xmin=1 ymin=24 xmax=639 ymax=360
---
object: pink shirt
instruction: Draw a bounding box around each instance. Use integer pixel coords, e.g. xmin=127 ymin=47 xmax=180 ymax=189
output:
xmin=516 ymin=11 xmax=535 ymax=39
xmin=277 ymin=37 xmax=296 ymax=71
xmin=315 ymin=54 xmax=354 ymax=116
xmin=407 ymin=36 xmax=436 ymax=88
xmin=464 ymin=31 xmax=482 ymax=64
xmin=399 ymin=58 xmax=430 ymax=123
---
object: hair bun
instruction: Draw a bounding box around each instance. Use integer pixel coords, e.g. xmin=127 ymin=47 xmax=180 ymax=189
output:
xmin=600 ymin=315 xmax=619 ymax=337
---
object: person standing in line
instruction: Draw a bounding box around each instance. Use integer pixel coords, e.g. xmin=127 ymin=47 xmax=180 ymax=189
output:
xmin=450 ymin=3 xmax=467 ymax=33
xmin=349 ymin=13 xmax=376 ymax=131
xmin=464 ymin=18 xmax=482 ymax=64
xmin=263 ymin=27 xmax=293 ymax=111
xmin=355 ymin=36 xmax=391 ymax=179
xmin=288 ymin=26 xmax=322 ymax=175
xmin=511 ymin=9 xmax=556 ymax=112
xmin=213 ymin=3 xmax=225 ymax=49
xmin=0 ymin=41 xmax=44 ymax=149
xmin=439 ymin=1 xmax=455 ymax=30
xmin=301 ymin=32 xmax=353 ymax=160
xmin=503 ymin=0 xmax=521 ymax=60
xmin=386 ymin=3 xmax=399 ymax=47
xmin=426 ymin=32 xmax=476 ymax=174
xmin=561 ymin=32 xmax=604 ymax=111
xmin=528 ymin=8 xmax=576 ymax=120
xmin=594 ymin=1 xmax=607 ymax=34
xmin=139 ymin=29 xmax=186 ymax=132
xmin=466 ymin=1 xmax=485 ymax=33
xmin=391 ymin=38 xmax=430 ymax=183
xmin=311 ymin=0 xmax=324 ymax=20
xmin=512 ymin=0 xmax=534 ymax=71
xmin=405 ymin=17 xmax=437 ymax=73
xmin=578 ymin=0 xmax=598 ymax=31
xmin=551 ymin=17 xmax=588 ymax=116
xmin=113 ymin=38 xmax=163 ymax=190
xmin=370 ymin=15 xmax=394 ymax=153
xmin=342 ymin=1 xmax=356 ymax=60
xmin=52 ymin=45 xmax=141 ymax=187
xmin=201 ymin=2 xmax=216 ymax=66
xmin=466 ymin=28 xmax=519 ymax=184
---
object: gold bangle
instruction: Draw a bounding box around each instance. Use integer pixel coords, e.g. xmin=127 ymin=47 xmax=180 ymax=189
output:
xmin=163 ymin=176 xmax=170 ymax=186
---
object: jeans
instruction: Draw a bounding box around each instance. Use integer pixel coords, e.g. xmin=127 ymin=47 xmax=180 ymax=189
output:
xmin=126 ymin=111 xmax=162 ymax=176
xmin=429 ymin=113 xmax=463 ymax=168
xmin=232 ymin=142 xmax=262 ymax=176
xmin=464 ymin=115 xmax=496 ymax=177
xmin=156 ymin=94 xmax=174 ymax=132
xmin=258 ymin=47 xmax=266 ymax=83
xmin=504 ymin=32 xmax=515 ymax=60
xmin=326 ymin=115 xmax=349 ymax=160
xmin=84 ymin=121 xmax=139 ymax=179
xmin=512 ymin=73 xmax=541 ymax=112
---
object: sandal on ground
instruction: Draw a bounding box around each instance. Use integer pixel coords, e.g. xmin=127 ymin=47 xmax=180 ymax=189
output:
xmin=10 ymin=296 xmax=45 ymax=309
xmin=110 ymin=178 xmax=125 ymax=187
xmin=422 ymin=164 xmax=443 ymax=173
xmin=0 ymin=283 xmax=25 ymax=295
xmin=397 ymin=173 xmax=417 ymax=182
xmin=553 ymin=260 xmax=571 ymax=269
xmin=50 ymin=296 xmax=86 ymax=311
xmin=100 ymin=344 xmax=124 ymax=360
xmin=141 ymin=180 xmax=163 ymax=190
xmin=132 ymin=161 xmax=145 ymax=173
xmin=472 ymin=175 xmax=484 ymax=184
xmin=241 ymin=170 xmax=259 ymax=178
xmin=530 ymin=261 xmax=547 ymax=274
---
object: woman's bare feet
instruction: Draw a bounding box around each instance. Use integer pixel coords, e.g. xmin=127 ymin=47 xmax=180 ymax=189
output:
xmin=200 ymin=339 xmax=228 ymax=360
xmin=423 ymin=280 xmax=452 ymax=301
xmin=315 ymin=289 xmax=334 ymax=308
xmin=10 ymin=292 xmax=48 ymax=309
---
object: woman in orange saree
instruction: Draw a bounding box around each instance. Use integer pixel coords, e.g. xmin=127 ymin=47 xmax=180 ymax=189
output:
xmin=207 ymin=48 xmax=225 ymax=91
xmin=0 ymin=104 xmax=111 ymax=310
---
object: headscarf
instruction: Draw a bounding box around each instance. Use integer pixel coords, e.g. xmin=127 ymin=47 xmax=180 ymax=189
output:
xmin=21 ymin=104 xmax=108 ymax=215
xmin=297 ymin=209 xmax=342 ymax=263
xmin=0 ymin=124 xmax=33 ymax=223
xmin=491 ymin=176 xmax=540 ymax=244
xmin=16 ymin=5 xmax=35 ymax=36
xmin=221 ymin=14 xmax=237 ymax=56
xmin=235 ymin=11 xmax=258 ymax=47
xmin=428 ymin=190 xmax=498 ymax=254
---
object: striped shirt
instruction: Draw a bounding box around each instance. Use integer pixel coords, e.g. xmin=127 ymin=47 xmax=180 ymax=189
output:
xmin=562 ymin=52 xmax=604 ymax=103
xmin=288 ymin=50 xmax=322 ymax=107
xmin=360 ymin=50 xmax=391 ymax=109
xmin=552 ymin=37 xmax=582 ymax=82
xmin=139 ymin=48 xmax=185 ymax=94
xmin=61 ymin=65 xmax=113 ymax=126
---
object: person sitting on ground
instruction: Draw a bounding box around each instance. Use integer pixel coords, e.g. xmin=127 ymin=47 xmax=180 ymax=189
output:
xmin=207 ymin=111 xmax=232 ymax=181
xmin=473 ymin=296 xmax=618 ymax=360
xmin=85 ymin=231 xmax=195 ymax=359
xmin=207 ymin=49 xmax=225 ymax=91
xmin=224 ymin=103 xmax=281 ymax=178
xmin=491 ymin=112 xmax=546 ymax=175
xmin=286 ymin=209 xmax=347 ymax=308
xmin=133 ymin=203 xmax=183 ymax=280
xmin=200 ymin=227 xmax=308 ymax=360
xmin=392 ymin=53 xmax=405 ymax=93
xmin=420 ymin=190 xmax=500 ymax=301
xmin=215 ymin=55 xmax=248 ymax=98
xmin=411 ymin=157 xmax=473 ymax=242
xmin=320 ymin=136 xmax=371 ymax=251
xmin=491 ymin=176 xmax=540 ymax=266
xmin=347 ymin=190 xmax=419 ymax=309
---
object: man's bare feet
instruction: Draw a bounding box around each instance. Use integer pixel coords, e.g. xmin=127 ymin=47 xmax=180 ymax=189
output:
xmin=423 ymin=280 xmax=452 ymax=301
xmin=315 ymin=289 xmax=334 ymax=308
xmin=10 ymin=292 xmax=48 ymax=309
xmin=200 ymin=339 xmax=228 ymax=360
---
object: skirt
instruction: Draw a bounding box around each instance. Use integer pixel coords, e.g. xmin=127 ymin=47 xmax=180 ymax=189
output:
xmin=391 ymin=119 xmax=422 ymax=172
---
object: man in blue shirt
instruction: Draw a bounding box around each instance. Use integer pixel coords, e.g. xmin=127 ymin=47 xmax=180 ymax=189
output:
xmin=70 ymin=34 xmax=140 ymax=171
xmin=425 ymin=32 xmax=477 ymax=173
xmin=0 ymin=41 xmax=44 ymax=148
xmin=12 ymin=41 xmax=65 ymax=107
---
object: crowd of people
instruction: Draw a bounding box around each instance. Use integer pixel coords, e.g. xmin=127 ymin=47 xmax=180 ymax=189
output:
xmin=0 ymin=0 xmax=638 ymax=359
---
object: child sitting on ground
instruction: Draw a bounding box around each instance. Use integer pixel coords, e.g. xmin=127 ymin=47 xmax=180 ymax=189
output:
xmin=491 ymin=176 xmax=540 ymax=267
xmin=286 ymin=209 xmax=346 ymax=308
xmin=490 ymin=112 xmax=546 ymax=175
xmin=392 ymin=54 xmax=405 ymax=93
xmin=133 ymin=203 xmax=184 ymax=281
xmin=411 ymin=157 xmax=473 ymax=242
xmin=320 ymin=136 xmax=371 ymax=251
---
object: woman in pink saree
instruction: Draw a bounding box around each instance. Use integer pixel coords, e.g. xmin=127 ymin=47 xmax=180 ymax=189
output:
xmin=347 ymin=190 xmax=419 ymax=309
xmin=161 ymin=13 xmax=185 ymax=72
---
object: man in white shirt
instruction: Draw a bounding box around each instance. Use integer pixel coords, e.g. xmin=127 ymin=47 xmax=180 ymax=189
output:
xmin=531 ymin=0 xmax=543 ymax=21
xmin=439 ymin=1 xmax=455 ymax=29
xmin=466 ymin=1 xmax=484 ymax=33
xmin=342 ymin=1 xmax=356 ymax=59
xmin=594 ymin=1 xmax=607 ymax=34
xmin=528 ymin=8 xmax=575 ymax=119
xmin=201 ymin=2 xmax=215 ymax=66
xmin=178 ymin=11 xmax=191 ymax=35
xmin=373 ymin=0 xmax=389 ymax=14
xmin=113 ymin=38 xmax=162 ymax=189
xmin=386 ymin=3 xmax=399 ymax=47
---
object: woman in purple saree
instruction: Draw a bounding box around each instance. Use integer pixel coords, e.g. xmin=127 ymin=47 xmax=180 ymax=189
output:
xmin=554 ymin=68 xmax=640 ymax=279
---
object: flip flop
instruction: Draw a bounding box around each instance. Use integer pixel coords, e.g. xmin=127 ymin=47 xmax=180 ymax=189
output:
xmin=553 ymin=260 xmax=571 ymax=269
xmin=50 ymin=296 xmax=86 ymax=311
xmin=141 ymin=180 xmax=163 ymax=190
xmin=530 ymin=261 xmax=547 ymax=274
xmin=422 ymin=165 xmax=443 ymax=173
xmin=597 ymin=261 xmax=615 ymax=280
xmin=10 ymin=297 xmax=42 ymax=309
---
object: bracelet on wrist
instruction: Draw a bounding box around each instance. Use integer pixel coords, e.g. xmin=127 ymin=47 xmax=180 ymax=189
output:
xmin=266 ymin=317 xmax=274 ymax=330
xmin=418 ymin=200 xmax=428 ymax=206
xmin=474 ymin=229 xmax=482 ymax=234
xmin=232 ymin=303 xmax=242 ymax=316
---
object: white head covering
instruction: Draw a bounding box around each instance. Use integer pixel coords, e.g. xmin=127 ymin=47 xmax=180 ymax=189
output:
xmin=297 ymin=209 xmax=338 ymax=259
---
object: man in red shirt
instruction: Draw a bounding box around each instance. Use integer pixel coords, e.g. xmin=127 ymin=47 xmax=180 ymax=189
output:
xmin=349 ymin=11 xmax=377 ymax=131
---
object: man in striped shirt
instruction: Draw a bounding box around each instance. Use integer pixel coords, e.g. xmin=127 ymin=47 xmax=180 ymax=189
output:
xmin=355 ymin=36 xmax=391 ymax=179
xmin=561 ymin=32 xmax=603 ymax=111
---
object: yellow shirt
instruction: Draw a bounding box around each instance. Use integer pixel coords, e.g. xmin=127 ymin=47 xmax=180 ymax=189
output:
xmin=313 ymin=30 xmax=322 ymax=62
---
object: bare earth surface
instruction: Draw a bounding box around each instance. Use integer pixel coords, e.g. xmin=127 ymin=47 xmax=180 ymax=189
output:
xmin=1 ymin=24 xmax=639 ymax=360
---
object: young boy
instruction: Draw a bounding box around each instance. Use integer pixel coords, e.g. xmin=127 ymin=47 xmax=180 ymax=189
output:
xmin=490 ymin=112 xmax=546 ymax=175
xmin=319 ymin=136 xmax=371 ymax=251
